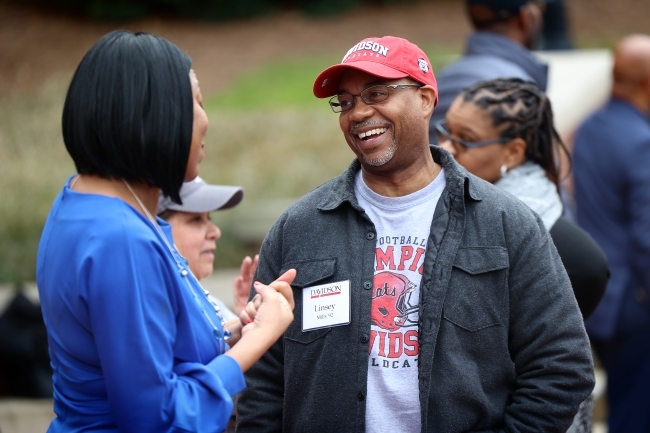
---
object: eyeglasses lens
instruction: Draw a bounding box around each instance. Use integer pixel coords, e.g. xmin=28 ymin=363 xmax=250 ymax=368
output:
xmin=329 ymin=85 xmax=395 ymax=113
xmin=360 ymin=86 xmax=390 ymax=104
xmin=436 ymin=123 xmax=450 ymax=141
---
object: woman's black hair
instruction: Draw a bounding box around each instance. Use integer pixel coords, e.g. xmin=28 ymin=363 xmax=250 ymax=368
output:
xmin=157 ymin=209 xmax=177 ymax=221
xmin=459 ymin=77 xmax=571 ymax=190
xmin=62 ymin=30 xmax=193 ymax=204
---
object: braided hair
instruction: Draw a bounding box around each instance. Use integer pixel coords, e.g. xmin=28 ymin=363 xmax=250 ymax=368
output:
xmin=458 ymin=78 xmax=570 ymax=190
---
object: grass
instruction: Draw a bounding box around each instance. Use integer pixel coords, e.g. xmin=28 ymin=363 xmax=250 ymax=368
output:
xmin=206 ymin=47 xmax=456 ymax=110
xmin=0 ymin=48 xmax=456 ymax=283
xmin=0 ymin=79 xmax=75 ymax=283
xmin=206 ymin=55 xmax=339 ymax=111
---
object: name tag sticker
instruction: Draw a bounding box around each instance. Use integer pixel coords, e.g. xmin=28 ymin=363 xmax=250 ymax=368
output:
xmin=302 ymin=280 xmax=351 ymax=332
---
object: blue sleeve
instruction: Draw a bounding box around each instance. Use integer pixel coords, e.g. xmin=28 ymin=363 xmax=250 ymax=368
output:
xmin=236 ymin=215 xmax=286 ymax=433
xmin=84 ymin=219 xmax=244 ymax=433
xmin=628 ymin=137 xmax=650 ymax=293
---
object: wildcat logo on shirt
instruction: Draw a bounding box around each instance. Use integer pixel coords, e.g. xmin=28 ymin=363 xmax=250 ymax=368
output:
xmin=368 ymin=271 xmax=420 ymax=365
xmin=368 ymin=241 xmax=424 ymax=366
xmin=371 ymin=271 xmax=418 ymax=331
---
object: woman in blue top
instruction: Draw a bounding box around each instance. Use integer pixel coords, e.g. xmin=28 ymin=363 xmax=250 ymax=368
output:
xmin=36 ymin=30 xmax=295 ymax=433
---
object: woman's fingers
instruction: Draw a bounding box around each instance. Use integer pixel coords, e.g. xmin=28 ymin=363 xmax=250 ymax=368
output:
xmin=250 ymin=254 xmax=259 ymax=277
xmin=239 ymin=309 xmax=252 ymax=326
xmin=255 ymin=268 xmax=296 ymax=310
xmin=233 ymin=255 xmax=258 ymax=315
xmin=274 ymin=268 xmax=296 ymax=285
xmin=253 ymin=283 xmax=294 ymax=324
xmin=240 ymin=294 xmax=261 ymax=325
xmin=239 ymin=256 xmax=252 ymax=277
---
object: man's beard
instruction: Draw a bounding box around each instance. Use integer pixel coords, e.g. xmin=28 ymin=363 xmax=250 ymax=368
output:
xmin=362 ymin=138 xmax=397 ymax=166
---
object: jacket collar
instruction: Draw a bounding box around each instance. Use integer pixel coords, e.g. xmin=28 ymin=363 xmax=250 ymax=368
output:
xmin=317 ymin=145 xmax=481 ymax=211
xmin=610 ymin=97 xmax=650 ymax=123
xmin=465 ymin=31 xmax=548 ymax=91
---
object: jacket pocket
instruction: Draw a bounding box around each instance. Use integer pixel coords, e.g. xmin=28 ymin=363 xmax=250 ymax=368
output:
xmin=284 ymin=258 xmax=337 ymax=344
xmin=284 ymin=258 xmax=337 ymax=288
xmin=443 ymin=247 xmax=509 ymax=332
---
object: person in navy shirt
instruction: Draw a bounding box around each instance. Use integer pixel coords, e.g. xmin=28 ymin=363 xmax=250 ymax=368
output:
xmin=573 ymin=34 xmax=650 ymax=433
xmin=428 ymin=0 xmax=548 ymax=140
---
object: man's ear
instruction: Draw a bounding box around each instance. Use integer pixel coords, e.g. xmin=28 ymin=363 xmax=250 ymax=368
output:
xmin=420 ymin=85 xmax=438 ymax=119
xmin=503 ymin=137 xmax=527 ymax=169
xmin=642 ymin=72 xmax=650 ymax=104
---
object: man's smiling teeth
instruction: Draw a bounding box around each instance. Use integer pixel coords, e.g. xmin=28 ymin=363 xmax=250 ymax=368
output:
xmin=357 ymin=128 xmax=387 ymax=140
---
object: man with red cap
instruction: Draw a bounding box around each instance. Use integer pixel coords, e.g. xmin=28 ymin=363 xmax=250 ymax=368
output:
xmin=237 ymin=36 xmax=593 ymax=433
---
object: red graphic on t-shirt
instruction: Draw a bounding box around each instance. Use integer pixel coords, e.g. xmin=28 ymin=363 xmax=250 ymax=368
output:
xmin=376 ymin=245 xmax=426 ymax=275
xmin=369 ymin=329 xmax=419 ymax=358
xmin=371 ymin=271 xmax=418 ymax=331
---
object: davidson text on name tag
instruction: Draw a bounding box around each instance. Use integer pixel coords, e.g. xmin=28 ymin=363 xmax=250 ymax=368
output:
xmin=302 ymin=280 xmax=351 ymax=331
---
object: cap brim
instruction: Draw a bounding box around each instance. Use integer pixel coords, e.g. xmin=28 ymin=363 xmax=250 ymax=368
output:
xmin=313 ymin=61 xmax=409 ymax=98
xmin=160 ymin=185 xmax=244 ymax=214
xmin=184 ymin=184 xmax=243 ymax=212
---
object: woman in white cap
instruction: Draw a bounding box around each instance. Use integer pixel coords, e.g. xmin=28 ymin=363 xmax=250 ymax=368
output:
xmin=157 ymin=176 xmax=258 ymax=320
xmin=158 ymin=176 xmax=260 ymax=432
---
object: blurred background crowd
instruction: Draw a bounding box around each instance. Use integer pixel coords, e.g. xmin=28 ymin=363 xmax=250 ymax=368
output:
xmin=1 ymin=0 xmax=649 ymax=431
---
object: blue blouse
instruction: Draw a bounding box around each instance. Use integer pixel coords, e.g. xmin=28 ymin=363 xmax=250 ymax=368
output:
xmin=36 ymin=177 xmax=245 ymax=432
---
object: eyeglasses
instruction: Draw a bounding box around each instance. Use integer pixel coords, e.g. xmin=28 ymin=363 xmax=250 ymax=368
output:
xmin=329 ymin=84 xmax=423 ymax=113
xmin=434 ymin=121 xmax=514 ymax=149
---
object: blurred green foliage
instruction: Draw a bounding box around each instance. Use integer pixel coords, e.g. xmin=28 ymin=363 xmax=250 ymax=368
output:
xmin=0 ymin=48 xmax=454 ymax=284
xmin=0 ymin=79 xmax=75 ymax=284
xmin=15 ymin=0 xmax=419 ymax=21
xmin=207 ymin=56 xmax=338 ymax=111
xmin=208 ymin=48 xmax=454 ymax=111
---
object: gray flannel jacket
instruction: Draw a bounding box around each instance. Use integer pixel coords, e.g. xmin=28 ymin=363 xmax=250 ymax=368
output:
xmin=236 ymin=146 xmax=594 ymax=433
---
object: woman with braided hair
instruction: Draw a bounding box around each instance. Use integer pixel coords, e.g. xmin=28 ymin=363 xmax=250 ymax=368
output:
xmin=436 ymin=77 xmax=608 ymax=318
xmin=435 ymin=77 xmax=609 ymax=433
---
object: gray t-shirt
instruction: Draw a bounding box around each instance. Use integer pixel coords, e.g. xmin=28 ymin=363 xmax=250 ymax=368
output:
xmin=355 ymin=169 xmax=446 ymax=433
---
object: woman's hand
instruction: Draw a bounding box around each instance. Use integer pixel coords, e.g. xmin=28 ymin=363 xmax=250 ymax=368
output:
xmin=222 ymin=318 xmax=242 ymax=346
xmin=232 ymin=255 xmax=258 ymax=315
xmin=239 ymin=293 xmax=261 ymax=326
xmin=242 ymin=269 xmax=295 ymax=339
xmin=224 ymin=269 xmax=296 ymax=372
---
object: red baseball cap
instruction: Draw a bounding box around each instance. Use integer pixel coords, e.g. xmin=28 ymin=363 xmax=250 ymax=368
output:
xmin=313 ymin=36 xmax=438 ymax=106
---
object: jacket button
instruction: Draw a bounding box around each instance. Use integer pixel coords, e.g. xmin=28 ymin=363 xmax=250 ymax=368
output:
xmin=357 ymin=392 xmax=365 ymax=401
xmin=363 ymin=281 xmax=372 ymax=290
xmin=366 ymin=232 xmax=375 ymax=240
xmin=360 ymin=334 xmax=369 ymax=343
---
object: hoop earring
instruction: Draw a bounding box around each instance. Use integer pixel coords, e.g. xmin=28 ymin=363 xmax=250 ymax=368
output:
xmin=500 ymin=164 xmax=509 ymax=178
